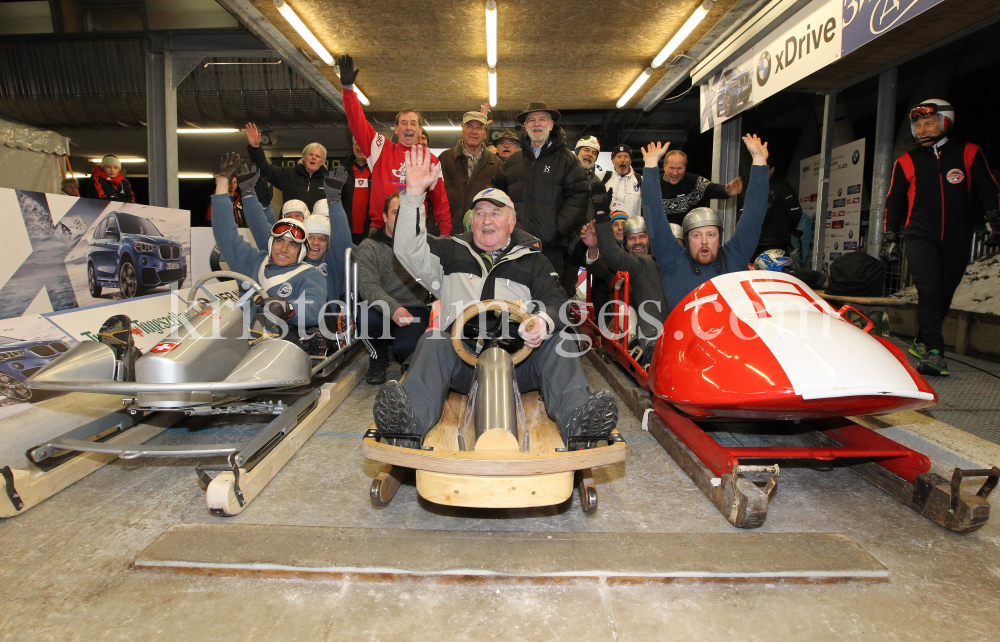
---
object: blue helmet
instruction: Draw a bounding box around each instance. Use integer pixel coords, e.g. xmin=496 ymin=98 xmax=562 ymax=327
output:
xmin=754 ymin=249 xmax=792 ymax=272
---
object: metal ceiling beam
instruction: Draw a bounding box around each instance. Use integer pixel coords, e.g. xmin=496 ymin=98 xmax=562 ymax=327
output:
xmin=216 ymin=0 xmax=345 ymax=114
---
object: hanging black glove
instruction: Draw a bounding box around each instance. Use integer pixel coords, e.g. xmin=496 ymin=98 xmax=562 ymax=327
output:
xmin=985 ymin=210 xmax=1000 ymax=246
xmin=879 ymin=231 xmax=901 ymax=263
xmin=589 ymin=180 xmax=613 ymax=221
xmin=214 ymin=152 xmax=243 ymax=180
xmin=337 ymin=54 xmax=359 ymax=87
xmin=323 ymin=164 xmax=349 ymax=203
xmin=237 ymin=164 xmax=259 ymax=199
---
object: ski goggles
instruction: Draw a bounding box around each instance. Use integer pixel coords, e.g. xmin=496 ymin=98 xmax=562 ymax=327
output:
xmin=270 ymin=221 xmax=307 ymax=243
xmin=908 ymin=104 xmax=942 ymax=122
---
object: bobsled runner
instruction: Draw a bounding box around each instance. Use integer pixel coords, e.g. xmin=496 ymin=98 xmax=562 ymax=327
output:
xmin=362 ymin=300 xmax=626 ymax=514
xmin=580 ymin=270 xmax=998 ymax=532
xmin=1 ymin=252 xmax=365 ymax=518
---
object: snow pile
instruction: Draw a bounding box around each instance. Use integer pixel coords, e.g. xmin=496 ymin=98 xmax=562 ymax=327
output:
xmin=889 ymin=254 xmax=1000 ymax=314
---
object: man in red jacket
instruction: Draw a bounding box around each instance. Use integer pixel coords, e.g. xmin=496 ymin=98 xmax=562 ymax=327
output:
xmin=337 ymin=54 xmax=452 ymax=235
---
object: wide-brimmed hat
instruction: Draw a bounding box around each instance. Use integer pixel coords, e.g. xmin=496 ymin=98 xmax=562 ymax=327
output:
xmin=516 ymin=101 xmax=561 ymax=124
xmin=494 ymin=128 xmax=519 ymax=143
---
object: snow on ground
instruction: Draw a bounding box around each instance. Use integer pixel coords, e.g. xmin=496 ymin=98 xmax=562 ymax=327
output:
xmin=890 ymin=253 xmax=1000 ymax=314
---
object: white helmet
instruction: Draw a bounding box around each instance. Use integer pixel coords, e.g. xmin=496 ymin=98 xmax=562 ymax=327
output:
xmin=268 ymin=218 xmax=309 ymax=263
xmin=575 ymin=136 xmax=600 ymax=153
xmin=909 ymin=99 xmax=955 ymax=141
xmin=312 ymin=199 xmax=329 ymax=217
xmin=304 ymin=214 xmax=330 ymax=238
xmin=281 ymin=199 xmax=308 ymax=219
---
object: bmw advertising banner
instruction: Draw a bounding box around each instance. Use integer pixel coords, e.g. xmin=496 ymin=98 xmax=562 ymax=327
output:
xmin=821 ymin=138 xmax=866 ymax=271
xmin=701 ymin=0 xmax=946 ymax=132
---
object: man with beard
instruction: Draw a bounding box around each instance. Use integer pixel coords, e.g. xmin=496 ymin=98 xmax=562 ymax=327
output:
xmin=491 ymin=102 xmax=589 ymax=295
xmin=439 ymin=111 xmax=503 ymax=234
xmin=660 ymin=149 xmax=742 ymax=225
xmin=337 ymin=55 xmax=452 ymax=236
xmin=599 ymin=144 xmax=641 ymax=218
xmin=245 ymin=125 xmax=328 ymax=210
xmin=635 ymin=137 xmax=770 ymax=314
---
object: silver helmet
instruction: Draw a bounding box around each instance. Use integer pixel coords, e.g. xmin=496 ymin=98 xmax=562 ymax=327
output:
xmin=682 ymin=207 xmax=722 ymax=236
xmin=623 ymin=216 xmax=646 ymax=237
xmin=670 ymin=223 xmax=684 ymax=240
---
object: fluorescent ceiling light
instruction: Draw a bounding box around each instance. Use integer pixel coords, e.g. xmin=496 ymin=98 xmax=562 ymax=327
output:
xmin=423 ymin=125 xmax=463 ymax=132
xmin=352 ymin=84 xmax=370 ymax=107
xmin=273 ymin=0 xmax=333 ymax=66
xmin=88 ymin=157 xmax=146 ymax=163
xmin=178 ymin=173 xmax=215 ymax=179
xmin=71 ymin=173 xmax=88 ymax=178
xmin=177 ymin=128 xmax=240 ymax=134
xmin=617 ymin=68 xmax=652 ymax=108
xmin=652 ymin=0 xmax=712 ymax=69
xmin=485 ymin=1 xmax=497 ymax=67
xmin=488 ymin=67 xmax=497 ymax=108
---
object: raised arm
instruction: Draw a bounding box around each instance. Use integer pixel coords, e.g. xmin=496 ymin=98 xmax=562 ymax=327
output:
xmin=726 ymin=134 xmax=771 ymax=267
xmin=392 ymin=145 xmax=447 ymax=297
xmin=211 ymin=153 xmax=258 ymax=277
xmin=428 ymin=159 xmax=453 ymax=236
xmin=237 ymin=166 xmax=272 ymax=248
xmin=590 ymin=183 xmax=644 ymax=274
xmin=244 ymin=123 xmax=287 ymax=191
xmin=323 ymin=168 xmax=358 ymax=301
xmin=639 ymin=142 xmax=686 ymax=266
xmin=338 ymin=55 xmax=379 ymax=164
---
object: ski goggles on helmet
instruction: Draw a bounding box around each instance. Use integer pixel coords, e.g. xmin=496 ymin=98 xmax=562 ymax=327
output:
xmin=270 ymin=220 xmax=307 ymax=244
xmin=908 ymin=103 xmax=942 ymax=122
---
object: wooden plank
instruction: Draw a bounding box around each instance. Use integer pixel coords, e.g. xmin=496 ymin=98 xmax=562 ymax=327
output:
xmin=0 ymin=413 xmax=181 ymax=518
xmin=955 ymin=310 xmax=970 ymax=356
xmin=522 ymin=391 xmax=565 ymax=453
xmin=205 ymin=354 xmax=366 ymax=516
xmin=423 ymin=394 xmax=464 ymax=452
xmin=415 ymin=470 xmax=574 ymax=508
xmin=474 ymin=429 xmax=519 ymax=452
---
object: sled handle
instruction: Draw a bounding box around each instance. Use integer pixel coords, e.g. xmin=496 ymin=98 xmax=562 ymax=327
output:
xmin=837 ymin=304 xmax=874 ymax=334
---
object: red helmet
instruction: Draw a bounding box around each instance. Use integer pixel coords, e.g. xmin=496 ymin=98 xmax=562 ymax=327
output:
xmin=909 ymin=99 xmax=954 ymax=141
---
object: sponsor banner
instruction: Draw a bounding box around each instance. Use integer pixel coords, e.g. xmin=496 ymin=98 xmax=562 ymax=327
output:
xmin=699 ymin=49 xmax=755 ymax=133
xmin=821 ymin=138 xmax=866 ymax=270
xmin=842 ymin=0 xmax=945 ymax=57
xmin=794 ymin=154 xmax=823 ymax=265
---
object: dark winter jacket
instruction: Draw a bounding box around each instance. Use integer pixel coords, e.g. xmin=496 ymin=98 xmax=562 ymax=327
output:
xmin=595 ymin=219 xmax=667 ymax=341
xmin=87 ymin=165 xmax=136 ymax=203
xmin=885 ymin=138 xmax=1000 ymax=243
xmin=247 ymin=145 xmax=328 ymax=210
xmin=660 ymin=172 xmax=729 ymax=225
xmin=438 ymin=140 xmax=503 ymax=235
xmin=490 ymin=127 xmax=589 ymax=253
xmin=357 ymin=227 xmax=431 ymax=317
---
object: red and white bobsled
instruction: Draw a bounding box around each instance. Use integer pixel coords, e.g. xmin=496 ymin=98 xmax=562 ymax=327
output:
xmin=646 ymin=271 xmax=937 ymax=420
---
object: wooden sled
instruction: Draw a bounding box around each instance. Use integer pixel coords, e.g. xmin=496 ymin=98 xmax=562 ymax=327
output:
xmin=362 ymin=299 xmax=626 ymax=514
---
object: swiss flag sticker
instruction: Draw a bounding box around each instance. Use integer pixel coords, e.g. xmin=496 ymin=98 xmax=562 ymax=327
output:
xmin=151 ymin=342 xmax=180 ymax=353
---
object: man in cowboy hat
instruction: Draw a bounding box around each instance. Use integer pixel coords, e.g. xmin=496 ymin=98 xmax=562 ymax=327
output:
xmin=491 ymin=101 xmax=589 ymax=295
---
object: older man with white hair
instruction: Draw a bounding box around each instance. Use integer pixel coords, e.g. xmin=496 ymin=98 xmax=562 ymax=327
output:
xmin=373 ymin=145 xmax=618 ymax=449
xmin=245 ymin=122 xmax=329 ymax=209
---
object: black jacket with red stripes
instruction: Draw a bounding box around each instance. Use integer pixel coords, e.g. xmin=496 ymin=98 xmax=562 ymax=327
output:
xmin=884 ymin=138 xmax=1000 ymax=243
xmin=86 ymin=165 xmax=136 ymax=203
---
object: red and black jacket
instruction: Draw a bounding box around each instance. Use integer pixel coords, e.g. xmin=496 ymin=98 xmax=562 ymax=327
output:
xmin=884 ymin=138 xmax=1000 ymax=243
xmin=86 ymin=165 xmax=136 ymax=203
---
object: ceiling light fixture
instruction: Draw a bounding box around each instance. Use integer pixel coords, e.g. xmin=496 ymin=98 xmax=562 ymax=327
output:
xmin=617 ymin=68 xmax=653 ymax=108
xmin=273 ymin=0 xmax=333 ymax=65
xmin=617 ymin=0 xmax=713 ymax=108
xmin=88 ymin=157 xmax=146 ymax=163
xmin=486 ymin=1 xmax=498 ymax=107
xmin=652 ymin=0 xmax=713 ymax=69
xmin=178 ymin=173 xmax=216 ymax=179
xmin=177 ymin=128 xmax=240 ymax=134
xmin=423 ymin=125 xmax=463 ymax=132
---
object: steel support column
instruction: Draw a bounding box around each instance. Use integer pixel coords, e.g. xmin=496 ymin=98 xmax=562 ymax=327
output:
xmin=712 ymin=115 xmax=741 ymax=240
xmin=146 ymin=35 xmax=178 ymax=209
xmin=866 ymin=68 xmax=898 ymax=257
xmin=811 ymin=93 xmax=836 ymax=271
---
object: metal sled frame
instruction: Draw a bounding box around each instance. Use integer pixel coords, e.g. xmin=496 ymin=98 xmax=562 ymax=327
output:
xmin=1 ymin=250 xmax=365 ymax=518
xmin=579 ymin=272 xmax=998 ymax=532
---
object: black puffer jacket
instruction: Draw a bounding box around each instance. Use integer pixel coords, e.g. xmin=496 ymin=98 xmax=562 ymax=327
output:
xmin=490 ymin=127 xmax=589 ymax=252
xmin=247 ymin=145 xmax=328 ymax=209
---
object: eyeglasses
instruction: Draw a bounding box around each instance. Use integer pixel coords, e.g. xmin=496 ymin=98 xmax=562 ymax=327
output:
xmin=909 ymin=104 xmax=940 ymax=121
xmin=270 ymin=221 xmax=307 ymax=243
xmin=497 ymin=140 xmax=519 ymax=147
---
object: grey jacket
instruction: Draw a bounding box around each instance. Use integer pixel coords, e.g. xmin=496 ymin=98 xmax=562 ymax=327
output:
xmin=357 ymin=227 xmax=430 ymax=316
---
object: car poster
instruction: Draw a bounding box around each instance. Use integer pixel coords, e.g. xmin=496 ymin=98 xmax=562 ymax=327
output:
xmin=0 ymin=188 xmax=190 ymax=409
xmin=821 ymin=138 xmax=866 ymax=271
xmin=699 ymin=49 xmax=755 ymax=133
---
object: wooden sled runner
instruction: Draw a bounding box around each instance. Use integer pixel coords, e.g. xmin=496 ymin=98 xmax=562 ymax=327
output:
xmin=363 ymin=299 xmax=626 ymax=514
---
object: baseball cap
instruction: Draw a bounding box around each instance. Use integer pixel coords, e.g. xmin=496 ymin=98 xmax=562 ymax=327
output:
xmin=471 ymin=187 xmax=515 ymax=212
xmin=462 ymin=111 xmax=488 ymax=125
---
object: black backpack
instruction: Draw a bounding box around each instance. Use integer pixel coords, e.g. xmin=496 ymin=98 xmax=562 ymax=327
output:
xmin=826 ymin=252 xmax=885 ymax=298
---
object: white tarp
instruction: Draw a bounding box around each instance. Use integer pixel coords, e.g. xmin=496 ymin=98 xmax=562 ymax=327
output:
xmin=0 ymin=116 xmax=70 ymax=195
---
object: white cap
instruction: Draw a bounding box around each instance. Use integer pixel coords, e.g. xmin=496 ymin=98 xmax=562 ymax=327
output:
xmin=575 ymin=136 xmax=600 ymax=153
xmin=281 ymin=199 xmax=308 ymax=217
xmin=312 ymin=199 xmax=329 ymax=217
xmin=305 ymin=214 xmax=330 ymax=237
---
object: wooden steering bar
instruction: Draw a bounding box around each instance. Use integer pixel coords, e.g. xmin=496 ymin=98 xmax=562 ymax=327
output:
xmin=451 ymin=299 xmax=534 ymax=367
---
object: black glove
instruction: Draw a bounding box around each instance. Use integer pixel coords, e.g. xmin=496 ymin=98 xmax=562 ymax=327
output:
xmin=337 ymin=54 xmax=359 ymax=87
xmin=985 ymin=210 xmax=1000 ymax=246
xmin=254 ymin=296 xmax=293 ymax=320
xmin=323 ymin=165 xmax=349 ymax=203
xmin=589 ymin=180 xmax=613 ymax=221
xmin=237 ymin=164 xmax=259 ymax=198
xmin=214 ymin=152 xmax=243 ymax=180
xmin=879 ymin=231 xmax=901 ymax=263
xmin=791 ymin=228 xmax=804 ymax=239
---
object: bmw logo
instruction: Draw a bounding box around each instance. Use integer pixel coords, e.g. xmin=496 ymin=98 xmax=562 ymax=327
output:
xmin=834 ymin=242 xmax=839 ymax=250
xmin=852 ymin=150 xmax=860 ymax=164
xmin=756 ymin=51 xmax=771 ymax=86
xmin=849 ymin=230 xmax=854 ymax=239
xmin=838 ymin=188 xmax=842 ymax=196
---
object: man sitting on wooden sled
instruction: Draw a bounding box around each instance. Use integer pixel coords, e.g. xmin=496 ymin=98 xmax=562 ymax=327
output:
xmin=372 ymin=145 xmax=618 ymax=449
